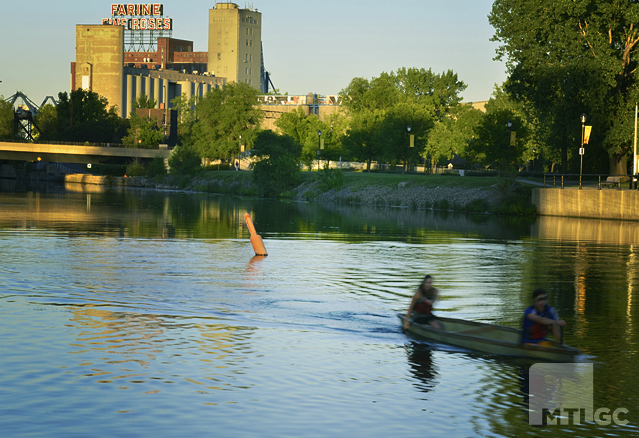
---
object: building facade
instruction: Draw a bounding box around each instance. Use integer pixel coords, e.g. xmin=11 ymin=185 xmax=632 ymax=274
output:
xmin=71 ymin=4 xmax=343 ymax=128
xmin=208 ymin=3 xmax=262 ymax=90
xmin=73 ymin=25 xmax=125 ymax=116
xmin=73 ymin=25 xmax=224 ymax=118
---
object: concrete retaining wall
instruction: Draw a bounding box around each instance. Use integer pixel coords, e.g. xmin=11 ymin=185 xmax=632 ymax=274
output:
xmin=532 ymin=188 xmax=639 ymax=221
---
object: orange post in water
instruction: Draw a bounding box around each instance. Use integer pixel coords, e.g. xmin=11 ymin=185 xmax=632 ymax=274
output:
xmin=244 ymin=213 xmax=267 ymax=256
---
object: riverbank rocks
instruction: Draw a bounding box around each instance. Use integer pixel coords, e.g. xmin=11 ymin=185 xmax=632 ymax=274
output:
xmin=294 ymin=181 xmax=500 ymax=211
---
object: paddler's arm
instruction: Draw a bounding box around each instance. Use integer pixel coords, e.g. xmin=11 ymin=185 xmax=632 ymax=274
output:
xmin=526 ymin=313 xmax=567 ymax=328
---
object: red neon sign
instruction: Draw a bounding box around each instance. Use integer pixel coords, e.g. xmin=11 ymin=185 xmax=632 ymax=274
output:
xmin=103 ymin=4 xmax=171 ymax=30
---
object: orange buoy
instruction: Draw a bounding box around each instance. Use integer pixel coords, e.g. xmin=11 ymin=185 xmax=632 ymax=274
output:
xmin=244 ymin=213 xmax=267 ymax=256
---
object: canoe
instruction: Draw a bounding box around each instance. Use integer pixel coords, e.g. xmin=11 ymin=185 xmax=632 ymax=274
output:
xmin=399 ymin=314 xmax=580 ymax=362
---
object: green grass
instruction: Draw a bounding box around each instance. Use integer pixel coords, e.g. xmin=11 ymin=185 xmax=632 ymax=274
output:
xmin=334 ymin=171 xmax=503 ymax=190
xmin=194 ymin=169 xmax=528 ymax=192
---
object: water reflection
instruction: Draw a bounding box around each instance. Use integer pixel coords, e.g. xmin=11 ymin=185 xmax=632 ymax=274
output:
xmin=0 ymin=182 xmax=537 ymax=242
xmin=3 ymin=184 xmax=639 ymax=437
xmin=534 ymin=216 xmax=639 ymax=245
xmin=67 ymin=302 xmax=256 ymax=393
xmin=405 ymin=342 xmax=438 ymax=394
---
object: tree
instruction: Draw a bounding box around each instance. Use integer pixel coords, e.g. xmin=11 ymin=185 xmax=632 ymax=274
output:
xmin=34 ymin=103 xmax=58 ymax=141
xmin=168 ymin=142 xmax=201 ymax=175
xmin=171 ymin=93 xmax=198 ymax=145
xmin=342 ymin=108 xmax=385 ymax=171
xmin=0 ymin=98 xmax=13 ymax=139
xmin=251 ymin=130 xmax=302 ymax=196
xmin=469 ymin=108 xmax=527 ymax=172
xmin=56 ymin=89 xmax=128 ymax=143
xmin=340 ymin=68 xmax=465 ymax=171
xmin=122 ymin=94 xmax=165 ymax=148
xmin=375 ymin=101 xmax=433 ymax=170
xmin=392 ymin=67 xmax=467 ymax=121
xmin=274 ymin=107 xmax=348 ymax=169
xmin=427 ymin=104 xmax=484 ymax=169
xmin=489 ymin=0 xmax=639 ymax=174
xmin=192 ymin=82 xmax=263 ymax=162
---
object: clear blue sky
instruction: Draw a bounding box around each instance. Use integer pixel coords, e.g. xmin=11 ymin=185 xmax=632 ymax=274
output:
xmin=0 ymin=0 xmax=506 ymax=106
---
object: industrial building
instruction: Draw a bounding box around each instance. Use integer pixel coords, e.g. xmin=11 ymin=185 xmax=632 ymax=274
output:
xmin=71 ymin=2 xmax=264 ymax=119
xmin=71 ymin=2 xmax=338 ymax=133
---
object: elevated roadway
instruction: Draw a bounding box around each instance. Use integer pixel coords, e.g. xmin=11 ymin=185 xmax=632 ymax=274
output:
xmin=0 ymin=140 xmax=171 ymax=164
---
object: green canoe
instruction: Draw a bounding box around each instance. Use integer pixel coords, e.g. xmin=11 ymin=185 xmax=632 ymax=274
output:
xmin=399 ymin=314 xmax=581 ymax=362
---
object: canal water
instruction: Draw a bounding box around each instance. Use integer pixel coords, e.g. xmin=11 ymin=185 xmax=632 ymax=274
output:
xmin=1 ymin=180 xmax=637 ymax=437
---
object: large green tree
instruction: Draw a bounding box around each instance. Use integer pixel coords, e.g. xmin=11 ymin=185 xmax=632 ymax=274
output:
xmin=427 ymin=104 xmax=484 ymax=170
xmin=171 ymin=93 xmax=199 ymax=145
xmin=34 ymin=103 xmax=58 ymax=141
xmin=0 ymin=98 xmax=14 ymax=139
xmin=251 ymin=130 xmax=302 ymax=196
xmin=122 ymin=94 xmax=165 ymax=148
xmin=56 ymin=89 xmax=127 ymax=143
xmin=192 ymin=82 xmax=263 ymax=162
xmin=489 ymin=0 xmax=639 ymax=174
xmin=340 ymin=67 xmax=465 ymax=171
xmin=275 ymin=107 xmax=348 ymax=169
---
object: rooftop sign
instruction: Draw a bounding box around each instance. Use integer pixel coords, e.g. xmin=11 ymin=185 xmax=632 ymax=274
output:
xmin=102 ymin=4 xmax=173 ymax=51
xmin=102 ymin=4 xmax=172 ymax=31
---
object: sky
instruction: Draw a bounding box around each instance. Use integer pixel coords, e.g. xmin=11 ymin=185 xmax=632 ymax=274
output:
xmin=0 ymin=0 xmax=507 ymax=107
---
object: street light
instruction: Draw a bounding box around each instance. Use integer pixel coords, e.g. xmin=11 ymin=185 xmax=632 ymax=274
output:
xmin=532 ymin=148 xmax=536 ymax=172
xmin=580 ymin=114 xmax=586 ymax=189
xmin=236 ymin=134 xmax=242 ymax=171
xmin=507 ymin=120 xmax=512 ymax=172
xmin=317 ymin=130 xmax=322 ymax=171
xmin=406 ymin=125 xmax=412 ymax=174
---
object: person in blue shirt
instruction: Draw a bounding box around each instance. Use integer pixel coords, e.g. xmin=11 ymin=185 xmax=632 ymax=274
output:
xmin=522 ymin=288 xmax=567 ymax=346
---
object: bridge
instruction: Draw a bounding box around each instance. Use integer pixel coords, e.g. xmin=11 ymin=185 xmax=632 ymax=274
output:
xmin=0 ymin=140 xmax=172 ymax=164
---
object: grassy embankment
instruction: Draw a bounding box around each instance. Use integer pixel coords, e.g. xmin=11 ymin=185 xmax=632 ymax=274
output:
xmin=174 ymin=170 xmax=538 ymax=215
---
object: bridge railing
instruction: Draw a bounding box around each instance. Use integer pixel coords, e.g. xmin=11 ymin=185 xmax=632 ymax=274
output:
xmin=543 ymin=173 xmax=639 ymax=190
xmin=0 ymin=138 xmax=169 ymax=150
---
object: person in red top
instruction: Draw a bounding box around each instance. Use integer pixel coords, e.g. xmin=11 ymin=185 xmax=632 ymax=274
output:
xmin=522 ymin=288 xmax=567 ymax=346
xmin=404 ymin=275 xmax=442 ymax=330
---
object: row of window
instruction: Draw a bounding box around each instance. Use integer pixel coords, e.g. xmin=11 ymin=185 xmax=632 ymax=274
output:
xmin=216 ymin=27 xmax=255 ymax=35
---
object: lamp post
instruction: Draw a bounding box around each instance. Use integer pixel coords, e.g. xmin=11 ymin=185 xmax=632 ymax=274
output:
xmin=236 ymin=134 xmax=242 ymax=171
xmin=580 ymin=113 xmax=586 ymax=189
xmin=506 ymin=120 xmax=512 ymax=172
xmin=405 ymin=125 xmax=412 ymax=174
xmin=317 ymin=130 xmax=322 ymax=171
xmin=532 ymin=148 xmax=536 ymax=172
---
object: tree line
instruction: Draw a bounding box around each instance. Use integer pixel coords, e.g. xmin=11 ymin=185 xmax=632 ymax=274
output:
xmin=3 ymin=1 xmax=638 ymax=184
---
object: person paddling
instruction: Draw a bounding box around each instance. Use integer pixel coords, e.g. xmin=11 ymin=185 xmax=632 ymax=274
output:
xmin=403 ymin=275 xmax=443 ymax=330
xmin=522 ymin=288 xmax=566 ymax=346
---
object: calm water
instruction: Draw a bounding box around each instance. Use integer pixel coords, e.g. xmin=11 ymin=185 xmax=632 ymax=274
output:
xmin=1 ymin=180 xmax=638 ymax=437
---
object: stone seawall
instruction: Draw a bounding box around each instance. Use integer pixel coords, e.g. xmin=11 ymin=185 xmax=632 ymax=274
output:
xmin=533 ymin=188 xmax=639 ymax=221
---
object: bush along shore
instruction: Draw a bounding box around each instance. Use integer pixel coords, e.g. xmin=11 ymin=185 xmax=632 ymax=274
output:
xmin=74 ymin=169 xmax=537 ymax=216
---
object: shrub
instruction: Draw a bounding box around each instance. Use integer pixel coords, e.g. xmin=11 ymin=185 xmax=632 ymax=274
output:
xmin=168 ymin=145 xmax=202 ymax=175
xmin=146 ymin=156 xmax=167 ymax=178
xmin=316 ymin=166 xmax=345 ymax=191
xmin=125 ymin=159 xmax=146 ymax=177
xmin=251 ymin=131 xmax=302 ymax=197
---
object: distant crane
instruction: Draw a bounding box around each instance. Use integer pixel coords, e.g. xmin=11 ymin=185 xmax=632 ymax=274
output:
xmin=260 ymin=42 xmax=276 ymax=94
xmin=5 ymin=92 xmax=57 ymax=141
